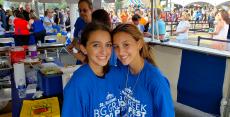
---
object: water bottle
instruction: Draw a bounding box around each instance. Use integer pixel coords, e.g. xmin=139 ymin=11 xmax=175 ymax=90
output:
xmin=11 ymin=42 xmax=15 ymax=47
xmin=37 ymin=40 xmax=42 ymax=47
xmin=18 ymin=79 xmax=26 ymax=98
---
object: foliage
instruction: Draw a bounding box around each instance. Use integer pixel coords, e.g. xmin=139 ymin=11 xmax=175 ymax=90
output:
xmin=45 ymin=1 xmax=67 ymax=9
xmin=0 ymin=0 xmax=3 ymax=5
xmin=115 ymin=0 xmax=122 ymax=12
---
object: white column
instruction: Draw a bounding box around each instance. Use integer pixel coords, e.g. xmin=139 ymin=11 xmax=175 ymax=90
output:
xmin=69 ymin=3 xmax=78 ymax=38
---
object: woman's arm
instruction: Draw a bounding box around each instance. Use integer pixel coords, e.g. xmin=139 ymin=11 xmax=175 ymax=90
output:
xmin=150 ymin=75 xmax=175 ymax=117
xmin=28 ymin=19 xmax=34 ymax=29
xmin=209 ymin=21 xmax=223 ymax=35
xmin=176 ymin=27 xmax=189 ymax=33
xmin=62 ymin=77 xmax=84 ymax=117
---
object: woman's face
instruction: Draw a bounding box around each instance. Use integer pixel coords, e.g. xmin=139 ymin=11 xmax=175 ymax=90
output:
xmin=47 ymin=10 xmax=53 ymax=18
xmin=78 ymin=2 xmax=92 ymax=23
xmin=82 ymin=30 xmax=112 ymax=68
xmin=113 ymin=32 xmax=141 ymax=65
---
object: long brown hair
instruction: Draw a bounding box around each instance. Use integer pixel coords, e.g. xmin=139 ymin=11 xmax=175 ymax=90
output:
xmin=219 ymin=10 xmax=230 ymax=24
xmin=112 ymin=24 xmax=157 ymax=66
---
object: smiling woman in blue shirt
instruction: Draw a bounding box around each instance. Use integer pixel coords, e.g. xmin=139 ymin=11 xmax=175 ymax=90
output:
xmin=112 ymin=23 xmax=175 ymax=117
xmin=62 ymin=22 xmax=123 ymax=117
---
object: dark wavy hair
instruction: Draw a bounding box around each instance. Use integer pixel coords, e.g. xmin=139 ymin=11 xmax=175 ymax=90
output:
xmin=92 ymin=9 xmax=111 ymax=29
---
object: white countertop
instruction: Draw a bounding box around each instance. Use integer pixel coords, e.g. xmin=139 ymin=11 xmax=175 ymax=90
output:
xmin=145 ymin=38 xmax=230 ymax=58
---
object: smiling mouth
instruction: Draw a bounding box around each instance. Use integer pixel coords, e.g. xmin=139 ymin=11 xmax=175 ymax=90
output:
xmin=120 ymin=56 xmax=128 ymax=61
xmin=97 ymin=56 xmax=107 ymax=60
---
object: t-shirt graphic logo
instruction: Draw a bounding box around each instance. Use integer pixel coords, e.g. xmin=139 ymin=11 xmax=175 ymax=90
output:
xmin=94 ymin=92 xmax=121 ymax=117
xmin=119 ymin=88 xmax=147 ymax=117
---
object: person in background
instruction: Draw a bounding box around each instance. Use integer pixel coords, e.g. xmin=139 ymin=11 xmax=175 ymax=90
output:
xmin=6 ymin=10 xmax=15 ymax=31
xmin=8 ymin=10 xmax=15 ymax=31
xmin=54 ymin=8 xmax=60 ymax=25
xmin=14 ymin=10 xmax=30 ymax=46
xmin=227 ymin=9 xmax=230 ymax=40
xmin=135 ymin=8 xmax=147 ymax=26
xmin=65 ymin=10 xmax=71 ymax=32
xmin=112 ymin=24 xmax=174 ymax=116
xmin=144 ymin=8 xmax=166 ymax=40
xmin=174 ymin=12 xmax=191 ymax=43
xmin=120 ymin=9 xmax=129 ymax=23
xmin=62 ymin=22 xmax=122 ymax=116
xmin=43 ymin=9 xmax=56 ymax=35
xmin=109 ymin=10 xmax=120 ymax=28
xmin=0 ymin=16 xmax=5 ymax=37
xmin=154 ymin=8 xmax=166 ymax=40
xmin=131 ymin=14 xmax=145 ymax=33
xmin=209 ymin=10 xmax=230 ymax=50
xmin=54 ymin=8 xmax=64 ymax=29
xmin=208 ymin=12 xmax=215 ymax=29
xmin=23 ymin=3 xmax=31 ymax=21
xmin=0 ymin=4 xmax=6 ymax=30
xmin=92 ymin=9 xmax=111 ymax=28
xmin=67 ymin=0 xmax=93 ymax=63
xmin=29 ymin=12 xmax=46 ymax=43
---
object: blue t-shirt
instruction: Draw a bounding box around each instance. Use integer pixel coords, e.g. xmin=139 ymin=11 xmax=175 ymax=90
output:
xmin=137 ymin=24 xmax=145 ymax=33
xmin=73 ymin=17 xmax=86 ymax=40
xmin=118 ymin=60 xmax=175 ymax=117
xmin=62 ymin=64 xmax=123 ymax=117
xmin=32 ymin=19 xmax=45 ymax=33
xmin=153 ymin=19 xmax=166 ymax=35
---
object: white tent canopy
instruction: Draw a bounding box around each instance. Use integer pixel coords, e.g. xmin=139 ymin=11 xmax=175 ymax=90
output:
xmin=170 ymin=0 xmax=230 ymax=6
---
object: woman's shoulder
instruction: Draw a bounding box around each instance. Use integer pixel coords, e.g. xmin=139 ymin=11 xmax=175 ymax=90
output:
xmin=71 ymin=65 xmax=92 ymax=81
xmin=65 ymin=64 xmax=93 ymax=90
xmin=73 ymin=64 xmax=91 ymax=77
xmin=143 ymin=60 xmax=169 ymax=85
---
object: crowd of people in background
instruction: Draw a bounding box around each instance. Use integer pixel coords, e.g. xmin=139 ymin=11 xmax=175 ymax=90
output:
xmin=0 ymin=2 xmax=229 ymax=49
xmin=0 ymin=3 xmax=71 ymax=46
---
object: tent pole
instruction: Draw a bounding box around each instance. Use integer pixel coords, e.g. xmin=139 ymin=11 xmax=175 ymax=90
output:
xmin=151 ymin=0 xmax=154 ymax=41
xmin=43 ymin=3 xmax=45 ymax=11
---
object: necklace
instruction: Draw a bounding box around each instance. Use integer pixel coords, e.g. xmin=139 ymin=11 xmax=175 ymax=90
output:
xmin=125 ymin=66 xmax=143 ymax=95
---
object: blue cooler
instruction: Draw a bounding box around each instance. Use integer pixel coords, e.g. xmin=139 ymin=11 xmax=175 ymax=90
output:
xmin=37 ymin=71 xmax=63 ymax=97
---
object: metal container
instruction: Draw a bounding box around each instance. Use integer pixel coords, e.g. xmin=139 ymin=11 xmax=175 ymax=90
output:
xmin=0 ymin=57 xmax=12 ymax=77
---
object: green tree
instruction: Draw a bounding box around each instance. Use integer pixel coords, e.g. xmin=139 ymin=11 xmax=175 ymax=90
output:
xmin=0 ymin=0 xmax=3 ymax=5
xmin=115 ymin=0 xmax=122 ymax=13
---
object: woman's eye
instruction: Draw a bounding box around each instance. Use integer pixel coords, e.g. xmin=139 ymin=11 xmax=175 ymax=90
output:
xmin=123 ymin=43 xmax=129 ymax=47
xmin=93 ymin=44 xmax=100 ymax=47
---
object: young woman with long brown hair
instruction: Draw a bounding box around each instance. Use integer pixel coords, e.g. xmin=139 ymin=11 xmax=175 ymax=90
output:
xmin=112 ymin=24 xmax=175 ymax=117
